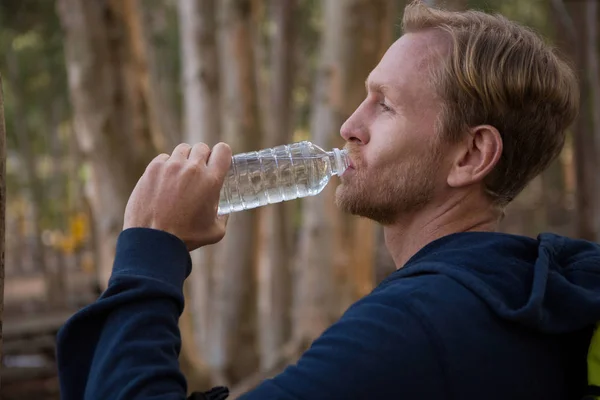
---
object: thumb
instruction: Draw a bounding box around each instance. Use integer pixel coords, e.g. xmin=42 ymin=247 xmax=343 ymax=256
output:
xmin=215 ymin=213 xmax=230 ymax=237
xmin=217 ymin=213 xmax=230 ymax=228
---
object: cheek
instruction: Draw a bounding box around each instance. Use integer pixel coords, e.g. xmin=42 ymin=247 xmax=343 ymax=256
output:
xmin=363 ymin=120 xmax=402 ymax=161
xmin=365 ymin=135 xmax=412 ymax=169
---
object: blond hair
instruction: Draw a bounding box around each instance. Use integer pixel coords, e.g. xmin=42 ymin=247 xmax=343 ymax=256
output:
xmin=403 ymin=1 xmax=579 ymax=205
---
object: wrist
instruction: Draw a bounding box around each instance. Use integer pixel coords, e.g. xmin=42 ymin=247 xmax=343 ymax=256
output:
xmin=111 ymin=228 xmax=192 ymax=289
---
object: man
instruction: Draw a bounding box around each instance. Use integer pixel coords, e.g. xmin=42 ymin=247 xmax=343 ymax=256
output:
xmin=57 ymin=2 xmax=600 ymax=399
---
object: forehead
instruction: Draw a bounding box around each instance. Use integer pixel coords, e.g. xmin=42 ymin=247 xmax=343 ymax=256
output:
xmin=368 ymin=30 xmax=449 ymax=96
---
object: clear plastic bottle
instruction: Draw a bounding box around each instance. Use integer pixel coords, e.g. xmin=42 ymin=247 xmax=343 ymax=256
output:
xmin=217 ymin=141 xmax=349 ymax=215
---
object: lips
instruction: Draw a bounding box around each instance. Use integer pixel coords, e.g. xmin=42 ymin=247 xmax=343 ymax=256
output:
xmin=341 ymin=160 xmax=356 ymax=178
xmin=347 ymin=157 xmax=357 ymax=171
xmin=343 ymin=146 xmax=359 ymax=167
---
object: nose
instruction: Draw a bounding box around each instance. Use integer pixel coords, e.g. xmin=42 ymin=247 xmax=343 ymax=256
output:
xmin=340 ymin=105 xmax=369 ymax=145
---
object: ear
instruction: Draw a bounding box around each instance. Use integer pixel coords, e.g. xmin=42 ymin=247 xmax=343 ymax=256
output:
xmin=447 ymin=125 xmax=503 ymax=188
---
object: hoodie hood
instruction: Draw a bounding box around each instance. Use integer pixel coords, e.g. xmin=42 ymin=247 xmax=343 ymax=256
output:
xmin=394 ymin=231 xmax=600 ymax=334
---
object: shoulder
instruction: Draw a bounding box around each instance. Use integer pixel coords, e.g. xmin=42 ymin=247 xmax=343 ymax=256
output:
xmin=353 ymin=270 xmax=474 ymax=314
xmin=245 ymin=274 xmax=459 ymax=399
xmin=350 ymin=271 xmax=490 ymax=349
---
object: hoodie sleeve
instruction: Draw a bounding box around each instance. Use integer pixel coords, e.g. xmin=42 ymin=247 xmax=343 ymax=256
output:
xmin=56 ymin=228 xmax=447 ymax=400
xmin=56 ymin=228 xmax=191 ymax=400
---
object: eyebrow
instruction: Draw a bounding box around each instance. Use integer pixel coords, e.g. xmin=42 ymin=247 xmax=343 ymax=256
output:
xmin=365 ymin=77 xmax=392 ymax=97
xmin=365 ymin=76 xmax=401 ymax=107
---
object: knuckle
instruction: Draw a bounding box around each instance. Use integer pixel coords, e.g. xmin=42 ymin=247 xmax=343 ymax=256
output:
xmin=208 ymin=174 xmax=222 ymax=189
xmin=146 ymin=159 xmax=165 ymax=174
xmin=154 ymin=153 xmax=169 ymax=161
xmin=165 ymin=160 xmax=183 ymax=173
xmin=196 ymin=142 xmax=210 ymax=152
xmin=183 ymin=162 xmax=201 ymax=175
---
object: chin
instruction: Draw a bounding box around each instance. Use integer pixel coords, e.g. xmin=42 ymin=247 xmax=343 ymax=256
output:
xmin=335 ymin=187 xmax=397 ymax=225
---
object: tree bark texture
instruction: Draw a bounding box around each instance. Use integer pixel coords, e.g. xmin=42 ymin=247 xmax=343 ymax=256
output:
xmin=0 ymin=73 xmax=7 ymax=392
xmin=256 ymin=0 xmax=296 ymax=371
xmin=178 ymin=0 xmax=222 ymax=389
xmin=57 ymin=0 xmax=158 ymax=288
xmin=207 ymin=0 xmax=261 ymax=385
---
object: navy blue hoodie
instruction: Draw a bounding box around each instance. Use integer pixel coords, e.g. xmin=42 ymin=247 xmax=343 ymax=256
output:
xmin=56 ymin=228 xmax=600 ymax=399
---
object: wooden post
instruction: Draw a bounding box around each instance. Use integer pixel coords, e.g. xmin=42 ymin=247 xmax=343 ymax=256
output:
xmin=0 ymin=73 xmax=8 ymax=391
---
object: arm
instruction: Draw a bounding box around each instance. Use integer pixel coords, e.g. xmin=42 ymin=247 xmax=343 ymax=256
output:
xmin=56 ymin=142 xmax=446 ymax=399
xmin=56 ymin=228 xmax=192 ymax=400
xmin=57 ymin=142 xmax=232 ymax=400
xmin=57 ymin=228 xmax=446 ymax=400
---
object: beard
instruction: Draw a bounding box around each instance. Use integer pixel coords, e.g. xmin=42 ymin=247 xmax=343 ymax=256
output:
xmin=335 ymin=142 xmax=442 ymax=225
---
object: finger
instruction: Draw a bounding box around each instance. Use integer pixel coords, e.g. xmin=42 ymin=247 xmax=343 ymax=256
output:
xmin=207 ymin=142 xmax=233 ymax=181
xmin=145 ymin=153 xmax=169 ymax=173
xmin=170 ymin=143 xmax=192 ymax=161
xmin=153 ymin=153 xmax=170 ymax=163
xmin=189 ymin=142 xmax=211 ymax=166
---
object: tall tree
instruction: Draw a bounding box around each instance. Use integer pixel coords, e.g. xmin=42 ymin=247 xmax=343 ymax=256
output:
xmin=178 ymin=0 xmax=222 ymax=390
xmin=293 ymin=0 xmax=344 ymax=344
xmin=207 ymin=0 xmax=261 ymax=385
xmin=0 ymin=73 xmax=7 ymax=391
xmin=553 ymin=0 xmax=598 ymax=241
xmin=133 ymin=0 xmax=182 ymax=152
xmin=57 ymin=0 xmax=158 ymax=287
xmin=585 ymin=0 xmax=600 ymax=238
xmin=336 ymin=0 xmax=398 ymax=313
xmin=256 ymin=0 xmax=296 ymax=371
xmin=5 ymin=49 xmax=55 ymax=302
xmin=294 ymin=0 xmax=398 ymax=342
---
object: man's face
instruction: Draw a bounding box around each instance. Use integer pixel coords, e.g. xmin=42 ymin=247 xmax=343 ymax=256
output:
xmin=336 ymin=31 xmax=451 ymax=225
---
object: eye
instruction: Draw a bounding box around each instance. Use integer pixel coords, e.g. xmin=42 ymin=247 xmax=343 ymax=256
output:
xmin=379 ymin=102 xmax=392 ymax=112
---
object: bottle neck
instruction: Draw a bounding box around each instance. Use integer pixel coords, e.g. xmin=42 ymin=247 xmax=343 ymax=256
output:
xmin=329 ymin=148 xmax=349 ymax=175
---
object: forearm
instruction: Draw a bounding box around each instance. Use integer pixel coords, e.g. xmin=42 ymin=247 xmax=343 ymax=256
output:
xmin=56 ymin=228 xmax=192 ymax=400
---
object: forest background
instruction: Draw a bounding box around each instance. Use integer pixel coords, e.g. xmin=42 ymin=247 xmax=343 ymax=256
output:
xmin=1 ymin=0 xmax=598 ymax=398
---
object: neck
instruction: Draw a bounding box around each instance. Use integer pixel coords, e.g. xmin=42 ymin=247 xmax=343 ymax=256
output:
xmin=384 ymin=192 xmax=502 ymax=268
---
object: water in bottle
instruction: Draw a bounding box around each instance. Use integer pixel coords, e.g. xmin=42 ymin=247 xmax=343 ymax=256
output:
xmin=217 ymin=141 xmax=349 ymax=215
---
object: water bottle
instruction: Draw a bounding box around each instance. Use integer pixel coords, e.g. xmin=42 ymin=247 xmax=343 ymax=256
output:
xmin=217 ymin=141 xmax=349 ymax=215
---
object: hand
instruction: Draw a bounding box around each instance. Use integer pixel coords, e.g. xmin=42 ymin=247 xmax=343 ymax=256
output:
xmin=123 ymin=142 xmax=232 ymax=251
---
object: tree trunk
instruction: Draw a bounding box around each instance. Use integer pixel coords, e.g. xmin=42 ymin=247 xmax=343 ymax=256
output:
xmin=256 ymin=0 xmax=296 ymax=371
xmin=49 ymin=101 xmax=70 ymax=306
xmin=0 ymin=73 xmax=7 ymax=390
xmin=294 ymin=0 xmax=397 ymax=339
xmin=179 ymin=283 xmax=212 ymax=393
xmin=57 ymin=0 xmax=158 ymax=288
xmin=293 ymin=0 xmax=344 ymax=344
xmin=5 ymin=49 xmax=59 ymax=305
xmin=134 ymin=0 xmax=182 ymax=152
xmin=585 ymin=0 xmax=600 ymax=238
xmin=333 ymin=0 xmax=396 ymax=315
xmin=207 ymin=0 xmax=260 ymax=385
xmin=556 ymin=0 xmax=598 ymax=241
xmin=178 ymin=0 xmax=222 ymax=389
xmin=179 ymin=0 xmax=222 ymax=146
